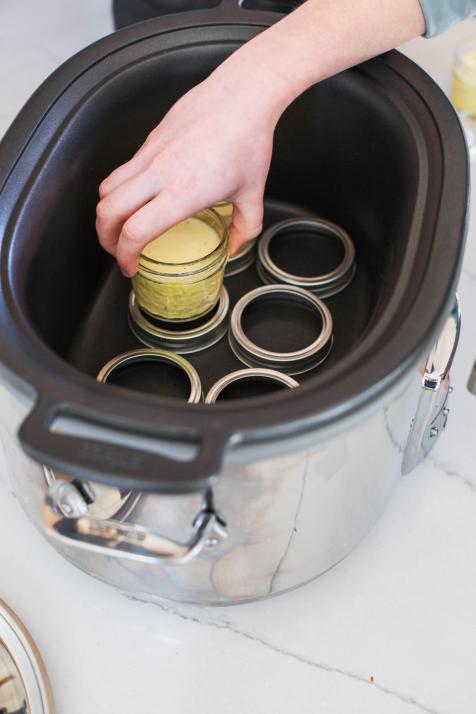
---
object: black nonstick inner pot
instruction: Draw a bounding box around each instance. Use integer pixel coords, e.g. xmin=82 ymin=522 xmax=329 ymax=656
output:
xmin=0 ymin=6 xmax=467 ymax=493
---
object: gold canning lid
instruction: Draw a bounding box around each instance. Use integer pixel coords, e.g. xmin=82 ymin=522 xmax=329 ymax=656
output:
xmin=0 ymin=599 xmax=54 ymax=713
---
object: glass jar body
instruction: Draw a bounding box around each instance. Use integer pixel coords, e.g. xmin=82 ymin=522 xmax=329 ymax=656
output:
xmin=132 ymin=209 xmax=228 ymax=322
xmin=452 ymin=41 xmax=476 ymax=117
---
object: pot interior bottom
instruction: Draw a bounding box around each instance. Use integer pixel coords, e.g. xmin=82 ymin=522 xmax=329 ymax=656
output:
xmin=69 ymin=199 xmax=373 ymax=397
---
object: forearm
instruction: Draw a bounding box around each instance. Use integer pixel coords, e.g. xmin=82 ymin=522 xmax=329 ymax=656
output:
xmin=213 ymin=0 xmax=425 ymax=122
xmin=97 ymin=0 xmax=427 ymax=272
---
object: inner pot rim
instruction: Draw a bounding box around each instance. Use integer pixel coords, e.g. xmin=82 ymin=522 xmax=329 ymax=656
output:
xmin=0 ymin=14 xmax=467 ymax=450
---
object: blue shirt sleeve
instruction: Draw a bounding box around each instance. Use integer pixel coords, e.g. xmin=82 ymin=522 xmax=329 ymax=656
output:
xmin=419 ymin=0 xmax=476 ymax=37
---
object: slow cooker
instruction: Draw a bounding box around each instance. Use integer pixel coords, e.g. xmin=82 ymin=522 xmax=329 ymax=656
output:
xmin=0 ymin=0 xmax=467 ymax=604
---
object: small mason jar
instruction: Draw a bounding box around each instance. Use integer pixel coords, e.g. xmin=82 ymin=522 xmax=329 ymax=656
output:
xmin=132 ymin=208 xmax=228 ymax=322
xmin=213 ymin=201 xmax=233 ymax=229
xmin=452 ymin=39 xmax=476 ymax=117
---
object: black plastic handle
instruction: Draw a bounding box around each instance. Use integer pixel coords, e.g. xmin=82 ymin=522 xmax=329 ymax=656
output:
xmin=19 ymin=398 xmax=230 ymax=494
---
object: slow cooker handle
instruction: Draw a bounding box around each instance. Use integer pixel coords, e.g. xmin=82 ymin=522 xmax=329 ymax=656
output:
xmin=18 ymin=399 xmax=230 ymax=494
xmin=402 ymin=296 xmax=461 ymax=474
xmin=43 ymin=490 xmax=228 ymax=566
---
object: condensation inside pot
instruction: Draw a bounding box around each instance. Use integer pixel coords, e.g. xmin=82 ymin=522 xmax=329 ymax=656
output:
xmin=241 ymin=297 xmax=324 ymax=352
xmin=105 ymin=360 xmax=192 ymax=400
xmin=269 ymin=228 xmax=345 ymax=276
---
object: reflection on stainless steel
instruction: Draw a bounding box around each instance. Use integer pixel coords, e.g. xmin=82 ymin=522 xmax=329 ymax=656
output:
xmin=468 ymin=360 xmax=476 ymax=395
xmin=43 ymin=467 xmax=140 ymax=522
xmin=0 ymin=600 xmax=54 ymax=713
xmin=0 ymin=296 xmax=461 ymax=604
xmin=402 ymin=297 xmax=461 ymax=474
xmin=43 ymin=496 xmax=227 ymax=565
xmin=36 ymin=393 xmax=412 ymax=603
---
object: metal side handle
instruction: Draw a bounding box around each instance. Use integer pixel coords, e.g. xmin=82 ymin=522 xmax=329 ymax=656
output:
xmin=402 ymin=296 xmax=461 ymax=474
xmin=43 ymin=482 xmax=227 ymax=566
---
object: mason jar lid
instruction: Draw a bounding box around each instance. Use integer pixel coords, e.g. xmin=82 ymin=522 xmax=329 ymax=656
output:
xmin=0 ymin=599 xmax=54 ymax=713
xmin=229 ymin=285 xmax=333 ymax=375
xmin=205 ymin=368 xmax=299 ymax=403
xmin=128 ymin=287 xmax=229 ymax=354
xmin=257 ymin=217 xmax=355 ymax=297
xmin=97 ymin=348 xmax=202 ymax=403
xmin=225 ymin=238 xmax=257 ymax=277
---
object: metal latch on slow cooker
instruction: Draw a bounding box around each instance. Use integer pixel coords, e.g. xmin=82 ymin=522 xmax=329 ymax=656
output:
xmin=46 ymin=479 xmax=94 ymax=518
xmin=402 ymin=297 xmax=460 ymax=474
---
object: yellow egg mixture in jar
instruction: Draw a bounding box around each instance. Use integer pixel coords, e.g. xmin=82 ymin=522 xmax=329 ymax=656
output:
xmin=132 ymin=208 xmax=228 ymax=321
xmin=213 ymin=201 xmax=233 ymax=229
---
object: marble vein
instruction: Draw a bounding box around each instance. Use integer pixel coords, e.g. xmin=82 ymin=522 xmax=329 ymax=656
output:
xmin=125 ymin=593 xmax=442 ymax=714
xmin=268 ymin=452 xmax=310 ymax=594
xmin=427 ymin=454 xmax=476 ymax=494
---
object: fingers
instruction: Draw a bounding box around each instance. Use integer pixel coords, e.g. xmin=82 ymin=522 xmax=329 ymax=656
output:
xmin=98 ymin=135 xmax=162 ymax=198
xmin=96 ymin=170 xmax=161 ymax=255
xmin=228 ymin=193 xmax=264 ymax=255
xmin=99 ymin=154 xmax=148 ymax=199
xmin=115 ymin=191 xmax=204 ymax=276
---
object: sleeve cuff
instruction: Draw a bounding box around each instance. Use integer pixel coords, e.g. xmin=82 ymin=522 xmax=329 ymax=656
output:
xmin=419 ymin=0 xmax=476 ymax=37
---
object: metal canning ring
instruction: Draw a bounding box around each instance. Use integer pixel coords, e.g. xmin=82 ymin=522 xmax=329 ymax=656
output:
xmin=205 ymin=368 xmax=299 ymax=403
xmin=0 ymin=599 xmax=55 ymax=713
xmin=97 ymin=348 xmax=202 ymax=403
xmin=257 ymin=218 xmax=355 ymax=297
xmin=128 ymin=287 xmax=229 ymax=354
xmin=229 ymin=285 xmax=334 ymax=375
xmin=225 ymin=238 xmax=257 ymax=277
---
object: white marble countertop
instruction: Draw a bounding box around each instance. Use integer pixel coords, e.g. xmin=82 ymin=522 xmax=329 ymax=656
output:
xmin=0 ymin=3 xmax=475 ymax=713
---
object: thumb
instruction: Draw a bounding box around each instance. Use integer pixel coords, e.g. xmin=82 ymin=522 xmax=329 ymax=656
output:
xmin=228 ymin=193 xmax=264 ymax=255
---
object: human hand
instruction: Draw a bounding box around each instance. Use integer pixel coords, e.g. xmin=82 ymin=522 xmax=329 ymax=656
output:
xmin=96 ymin=0 xmax=425 ymax=278
xmin=96 ymin=57 xmax=282 ymax=276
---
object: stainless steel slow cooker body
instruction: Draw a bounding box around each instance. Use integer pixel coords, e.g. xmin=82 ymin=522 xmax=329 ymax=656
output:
xmin=0 ymin=4 xmax=468 ymax=604
xmin=0 ymin=306 xmax=460 ymax=603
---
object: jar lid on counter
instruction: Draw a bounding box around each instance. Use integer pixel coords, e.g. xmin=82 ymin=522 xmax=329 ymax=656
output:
xmin=229 ymin=285 xmax=333 ymax=375
xmin=0 ymin=599 xmax=54 ymax=713
xmin=205 ymin=368 xmax=299 ymax=403
xmin=128 ymin=287 xmax=229 ymax=354
xmin=257 ymin=217 xmax=356 ymax=297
